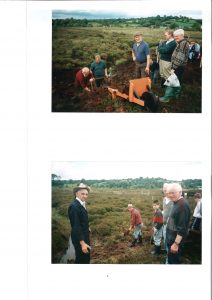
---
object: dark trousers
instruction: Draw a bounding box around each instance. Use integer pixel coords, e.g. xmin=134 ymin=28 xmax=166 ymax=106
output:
xmin=174 ymin=66 xmax=185 ymax=85
xmin=167 ymin=243 xmax=183 ymax=264
xmin=95 ymin=77 xmax=104 ymax=87
xmin=191 ymin=217 xmax=202 ymax=231
xmin=73 ymin=243 xmax=90 ymax=264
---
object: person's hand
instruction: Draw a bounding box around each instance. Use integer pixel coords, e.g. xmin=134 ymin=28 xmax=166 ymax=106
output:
xmin=81 ymin=242 xmax=91 ymax=254
xmin=170 ymin=242 xmax=179 ymax=254
xmin=171 ymin=69 xmax=175 ymax=74
xmin=84 ymin=87 xmax=91 ymax=92
xmin=89 ymin=78 xmax=95 ymax=82
xmin=153 ymin=227 xmax=157 ymax=234
xmin=145 ymin=67 xmax=150 ymax=75
xmin=129 ymin=226 xmax=132 ymax=231
xmin=132 ymin=56 xmax=136 ymax=62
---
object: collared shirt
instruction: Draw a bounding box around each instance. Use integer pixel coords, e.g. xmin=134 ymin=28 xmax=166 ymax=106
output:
xmin=76 ymin=197 xmax=86 ymax=209
xmin=166 ymin=38 xmax=174 ymax=44
xmin=193 ymin=199 xmax=202 ymax=218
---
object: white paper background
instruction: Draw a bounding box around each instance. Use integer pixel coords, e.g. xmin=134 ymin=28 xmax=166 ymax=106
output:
xmin=0 ymin=1 xmax=211 ymax=300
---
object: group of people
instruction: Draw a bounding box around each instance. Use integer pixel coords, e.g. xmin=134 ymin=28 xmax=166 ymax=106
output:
xmin=74 ymin=54 xmax=108 ymax=92
xmin=68 ymin=182 xmax=202 ymax=264
xmin=74 ymin=28 xmax=200 ymax=104
xmin=127 ymin=182 xmax=202 ymax=264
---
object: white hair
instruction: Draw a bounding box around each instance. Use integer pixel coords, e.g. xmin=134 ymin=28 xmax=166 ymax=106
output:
xmin=163 ymin=183 xmax=169 ymax=191
xmin=167 ymin=183 xmax=182 ymax=193
xmin=174 ymin=29 xmax=184 ymax=36
xmin=82 ymin=67 xmax=89 ymax=74
xmin=128 ymin=203 xmax=133 ymax=208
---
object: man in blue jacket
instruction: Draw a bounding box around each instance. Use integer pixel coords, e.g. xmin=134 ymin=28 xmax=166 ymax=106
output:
xmin=132 ymin=32 xmax=150 ymax=78
xmin=68 ymin=183 xmax=91 ymax=264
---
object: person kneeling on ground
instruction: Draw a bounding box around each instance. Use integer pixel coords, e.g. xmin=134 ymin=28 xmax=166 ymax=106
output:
xmin=127 ymin=204 xmax=143 ymax=247
xmin=90 ymin=54 xmax=108 ymax=87
xmin=151 ymin=200 xmax=163 ymax=255
xmin=75 ymin=67 xmax=95 ymax=92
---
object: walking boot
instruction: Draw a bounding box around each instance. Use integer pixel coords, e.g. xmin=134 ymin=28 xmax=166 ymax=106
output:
xmin=129 ymin=239 xmax=137 ymax=247
xmin=151 ymin=245 xmax=161 ymax=255
xmin=138 ymin=235 xmax=143 ymax=245
xmin=159 ymin=86 xmax=176 ymax=102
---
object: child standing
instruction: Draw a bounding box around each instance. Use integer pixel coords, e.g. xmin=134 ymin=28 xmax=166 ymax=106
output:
xmin=151 ymin=200 xmax=163 ymax=255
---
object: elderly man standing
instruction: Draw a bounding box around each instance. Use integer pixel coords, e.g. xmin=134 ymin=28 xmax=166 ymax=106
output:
xmin=132 ymin=32 xmax=150 ymax=78
xmin=160 ymin=29 xmax=189 ymax=102
xmin=128 ymin=204 xmax=143 ymax=247
xmin=68 ymin=183 xmax=91 ymax=264
xmin=74 ymin=67 xmax=94 ymax=92
xmin=166 ymin=183 xmax=191 ymax=264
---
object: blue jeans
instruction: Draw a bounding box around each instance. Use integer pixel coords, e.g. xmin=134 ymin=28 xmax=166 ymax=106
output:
xmin=133 ymin=224 xmax=142 ymax=239
xmin=153 ymin=226 xmax=163 ymax=246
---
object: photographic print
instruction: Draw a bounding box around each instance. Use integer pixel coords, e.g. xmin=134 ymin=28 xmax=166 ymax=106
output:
xmin=52 ymin=161 xmax=202 ymax=264
xmin=52 ymin=4 xmax=202 ymax=113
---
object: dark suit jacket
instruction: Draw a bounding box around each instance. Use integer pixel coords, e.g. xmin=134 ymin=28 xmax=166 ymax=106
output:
xmin=68 ymin=199 xmax=90 ymax=246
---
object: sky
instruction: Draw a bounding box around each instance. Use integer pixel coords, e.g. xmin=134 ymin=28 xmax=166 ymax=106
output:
xmin=51 ymin=161 xmax=202 ymax=181
xmin=52 ymin=4 xmax=202 ymax=20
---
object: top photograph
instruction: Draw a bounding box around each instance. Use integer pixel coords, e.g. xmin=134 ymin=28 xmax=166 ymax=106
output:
xmin=52 ymin=7 xmax=202 ymax=113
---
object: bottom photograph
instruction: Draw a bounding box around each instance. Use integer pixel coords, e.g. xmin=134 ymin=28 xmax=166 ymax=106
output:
xmin=51 ymin=161 xmax=202 ymax=264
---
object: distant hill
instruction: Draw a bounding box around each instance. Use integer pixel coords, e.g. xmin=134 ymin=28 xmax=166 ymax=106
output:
xmin=52 ymin=174 xmax=202 ymax=190
xmin=52 ymin=15 xmax=202 ymax=31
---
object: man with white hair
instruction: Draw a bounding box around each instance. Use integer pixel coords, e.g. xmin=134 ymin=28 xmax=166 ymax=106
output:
xmin=159 ymin=29 xmax=189 ymax=102
xmin=166 ymin=183 xmax=191 ymax=264
xmin=74 ymin=67 xmax=95 ymax=92
xmin=127 ymin=204 xmax=143 ymax=247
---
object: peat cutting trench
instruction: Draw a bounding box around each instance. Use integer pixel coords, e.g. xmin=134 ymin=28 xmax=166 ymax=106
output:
xmin=52 ymin=60 xmax=201 ymax=113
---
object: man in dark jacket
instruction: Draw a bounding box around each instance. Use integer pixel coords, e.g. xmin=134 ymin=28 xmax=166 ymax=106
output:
xmin=158 ymin=30 xmax=176 ymax=85
xmin=166 ymin=183 xmax=191 ymax=264
xmin=68 ymin=183 xmax=91 ymax=264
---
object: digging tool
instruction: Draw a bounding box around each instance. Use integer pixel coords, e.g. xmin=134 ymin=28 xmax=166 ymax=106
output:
xmin=90 ymin=80 xmax=94 ymax=91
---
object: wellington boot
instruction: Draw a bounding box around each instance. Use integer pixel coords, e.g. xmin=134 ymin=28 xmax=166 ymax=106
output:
xmin=173 ymin=86 xmax=181 ymax=99
xmin=159 ymin=86 xmax=176 ymax=102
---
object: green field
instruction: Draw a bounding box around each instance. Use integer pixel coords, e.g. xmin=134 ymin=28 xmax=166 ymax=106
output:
xmin=52 ymin=185 xmax=201 ymax=264
xmin=52 ymin=26 xmax=202 ymax=70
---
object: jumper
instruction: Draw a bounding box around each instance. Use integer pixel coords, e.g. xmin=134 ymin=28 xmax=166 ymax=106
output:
xmin=166 ymin=197 xmax=190 ymax=244
xmin=171 ymin=39 xmax=189 ymax=70
xmin=153 ymin=208 xmax=163 ymax=230
xmin=90 ymin=60 xmax=106 ymax=78
xmin=158 ymin=40 xmax=177 ymax=62
xmin=132 ymin=41 xmax=150 ymax=63
xmin=75 ymin=69 xmax=94 ymax=88
xmin=130 ymin=208 xmax=142 ymax=227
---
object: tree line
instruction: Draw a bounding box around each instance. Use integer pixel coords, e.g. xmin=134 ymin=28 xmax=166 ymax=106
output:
xmin=51 ymin=174 xmax=202 ymax=190
xmin=52 ymin=15 xmax=202 ymax=31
